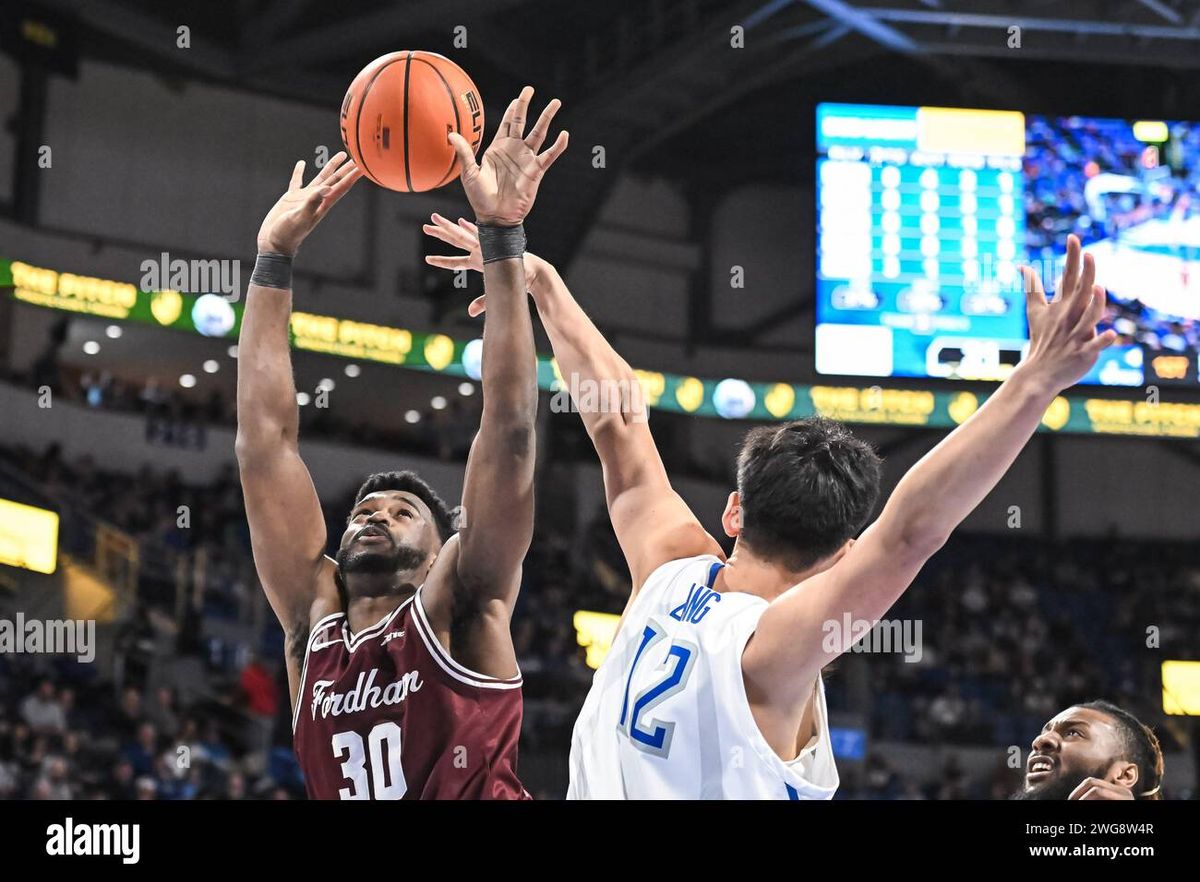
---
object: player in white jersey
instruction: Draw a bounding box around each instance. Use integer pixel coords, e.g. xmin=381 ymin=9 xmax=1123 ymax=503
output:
xmin=424 ymin=220 xmax=1116 ymax=799
xmin=569 ymin=553 xmax=839 ymax=798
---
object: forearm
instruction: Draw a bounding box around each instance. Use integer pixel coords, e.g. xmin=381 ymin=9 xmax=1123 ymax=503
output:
xmin=530 ymin=262 xmax=640 ymax=434
xmin=478 ymin=257 xmax=538 ymax=431
xmin=456 ymin=258 xmax=538 ymax=593
xmin=235 ymin=280 xmax=300 ymax=454
xmin=880 ymin=364 xmax=1057 ymax=551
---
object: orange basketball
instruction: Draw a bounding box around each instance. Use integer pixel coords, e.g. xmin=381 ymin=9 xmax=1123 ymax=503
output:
xmin=340 ymin=51 xmax=484 ymax=193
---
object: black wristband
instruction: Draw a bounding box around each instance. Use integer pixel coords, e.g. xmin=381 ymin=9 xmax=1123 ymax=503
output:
xmin=251 ymin=252 xmax=293 ymax=289
xmin=477 ymin=222 xmax=526 ymax=264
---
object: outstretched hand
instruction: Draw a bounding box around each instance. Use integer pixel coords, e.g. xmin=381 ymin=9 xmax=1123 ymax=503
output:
xmin=422 ymin=212 xmax=546 ymax=316
xmin=448 ymin=86 xmax=568 ymax=226
xmin=1018 ymin=234 xmax=1117 ymax=393
xmin=257 ymin=151 xmax=362 ymax=256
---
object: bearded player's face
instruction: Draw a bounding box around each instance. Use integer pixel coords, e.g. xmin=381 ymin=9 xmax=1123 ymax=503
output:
xmin=336 ymin=490 xmax=438 ymax=578
xmin=1018 ymin=706 xmax=1125 ymax=800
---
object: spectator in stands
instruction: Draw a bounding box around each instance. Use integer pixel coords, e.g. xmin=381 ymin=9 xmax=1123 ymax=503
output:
xmin=122 ymin=721 xmax=160 ymax=777
xmin=20 ymin=680 xmax=66 ymax=735
xmin=239 ymin=654 xmax=279 ymax=761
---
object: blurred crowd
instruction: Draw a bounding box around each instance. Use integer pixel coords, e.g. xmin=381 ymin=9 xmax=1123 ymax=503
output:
xmin=1 ymin=431 xmax=1196 ymax=799
xmin=13 ymin=316 xmax=483 ymax=460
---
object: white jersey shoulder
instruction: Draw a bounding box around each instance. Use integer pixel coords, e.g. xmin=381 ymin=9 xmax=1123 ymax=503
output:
xmin=567 ymin=553 xmax=839 ymax=799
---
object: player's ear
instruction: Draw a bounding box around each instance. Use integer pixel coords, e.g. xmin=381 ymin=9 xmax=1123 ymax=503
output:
xmin=1109 ymin=759 xmax=1139 ymax=791
xmin=721 ymin=491 xmax=741 ymax=538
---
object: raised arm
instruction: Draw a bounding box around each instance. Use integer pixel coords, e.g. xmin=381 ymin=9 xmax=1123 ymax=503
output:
xmin=429 ymin=88 xmax=568 ymax=615
xmin=743 ymin=236 xmax=1117 ymax=709
xmin=236 ymin=153 xmax=360 ymax=650
xmin=423 ymin=221 xmax=722 ymax=596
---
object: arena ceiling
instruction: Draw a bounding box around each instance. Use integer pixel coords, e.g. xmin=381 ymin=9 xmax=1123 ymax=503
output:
xmin=12 ymin=0 xmax=1200 ymax=364
xmin=26 ymin=0 xmax=1200 ymax=267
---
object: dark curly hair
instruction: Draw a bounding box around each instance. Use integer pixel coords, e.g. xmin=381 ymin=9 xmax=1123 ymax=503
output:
xmin=1077 ymin=700 xmax=1164 ymax=799
xmin=352 ymin=470 xmax=458 ymax=543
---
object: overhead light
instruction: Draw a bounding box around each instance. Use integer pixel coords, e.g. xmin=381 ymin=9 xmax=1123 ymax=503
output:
xmin=462 ymin=338 xmax=483 ymax=380
xmin=227 ymin=344 xmax=239 ymax=359
xmin=404 ymin=410 xmax=421 ymax=424
xmin=105 ymin=325 xmax=122 ymax=339
xmin=431 ymin=396 xmax=447 ymax=410
xmin=317 ymin=378 xmax=335 ymax=392
xmin=344 ymin=364 xmax=361 ymax=378
xmin=179 ymin=374 xmax=197 ymax=388
xmin=82 ymin=341 xmax=100 ymax=355
xmin=296 ymin=391 xmax=311 ymax=406
xmin=203 ymin=360 xmax=219 ymax=374
xmin=458 ymin=382 xmax=475 ymax=397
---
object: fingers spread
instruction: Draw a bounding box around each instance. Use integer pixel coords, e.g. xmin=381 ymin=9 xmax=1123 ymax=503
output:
xmin=1073 ymin=281 xmax=1106 ymax=338
xmin=1057 ymin=234 xmax=1080 ymax=303
xmin=426 ymin=213 xmax=475 ymax=249
xmin=316 ymin=168 xmax=361 ymax=215
xmin=326 ymin=161 xmax=361 ymax=193
xmin=1021 ymin=265 xmax=1046 ymax=311
xmin=448 ymin=131 xmax=479 ymax=178
xmin=304 ymin=186 xmax=330 ymax=213
xmin=288 ymin=160 xmax=306 ymax=191
xmin=537 ymin=129 xmax=570 ymax=172
xmin=525 ymin=98 xmax=562 ymax=152
xmin=313 ymin=151 xmax=348 ymax=185
xmin=1085 ymin=328 xmax=1118 ymax=356
xmin=424 ymin=254 xmax=472 ymax=269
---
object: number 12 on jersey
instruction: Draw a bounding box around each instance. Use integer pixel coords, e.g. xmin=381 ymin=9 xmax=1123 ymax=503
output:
xmin=618 ymin=622 xmax=698 ymax=758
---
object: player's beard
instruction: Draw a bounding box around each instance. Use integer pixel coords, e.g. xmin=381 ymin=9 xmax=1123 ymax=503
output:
xmin=1014 ymin=761 xmax=1111 ymax=801
xmin=336 ymin=537 xmax=426 ymax=578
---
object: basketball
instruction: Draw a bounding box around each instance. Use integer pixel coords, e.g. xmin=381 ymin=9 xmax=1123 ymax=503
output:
xmin=339 ymin=51 xmax=484 ymax=193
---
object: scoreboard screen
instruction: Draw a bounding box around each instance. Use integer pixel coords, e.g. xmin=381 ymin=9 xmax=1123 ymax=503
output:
xmin=816 ymin=103 xmax=1200 ymax=388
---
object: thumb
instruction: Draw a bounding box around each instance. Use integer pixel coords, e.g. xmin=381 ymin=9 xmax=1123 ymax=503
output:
xmin=467 ymin=295 xmax=487 ymax=317
xmin=448 ymin=132 xmax=478 ymax=180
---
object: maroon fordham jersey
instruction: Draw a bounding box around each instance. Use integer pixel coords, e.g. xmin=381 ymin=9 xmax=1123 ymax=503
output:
xmin=292 ymin=589 xmax=529 ymax=799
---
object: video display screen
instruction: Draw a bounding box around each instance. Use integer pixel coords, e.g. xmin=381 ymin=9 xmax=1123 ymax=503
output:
xmin=816 ymin=103 xmax=1200 ymax=387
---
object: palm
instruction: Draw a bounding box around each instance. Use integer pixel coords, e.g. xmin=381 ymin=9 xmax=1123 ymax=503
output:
xmin=259 ymin=190 xmax=315 ymax=250
xmin=467 ymin=140 xmax=545 ymax=224
xmin=450 ymin=86 xmax=568 ymax=226
xmin=257 ymin=152 xmax=361 ymax=255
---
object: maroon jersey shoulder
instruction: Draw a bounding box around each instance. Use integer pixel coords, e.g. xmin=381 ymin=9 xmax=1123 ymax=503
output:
xmin=292 ymin=590 xmax=529 ymax=800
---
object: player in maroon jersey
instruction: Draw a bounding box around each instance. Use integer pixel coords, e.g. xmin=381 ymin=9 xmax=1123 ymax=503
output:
xmin=235 ymin=87 xmax=568 ymax=799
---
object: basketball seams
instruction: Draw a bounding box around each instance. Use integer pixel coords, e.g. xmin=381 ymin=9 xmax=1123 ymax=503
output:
xmin=402 ymin=51 xmax=414 ymax=193
xmin=413 ymin=54 xmax=462 ymax=191
xmin=353 ymin=55 xmax=408 ymax=188
xmin=345 ymin=51 xmax=476 ymax=193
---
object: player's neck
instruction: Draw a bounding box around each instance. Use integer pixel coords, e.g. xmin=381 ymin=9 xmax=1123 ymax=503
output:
xmin=721 ymin=546 xmax=821 ymax=600
xmin=342 ymin=572 xmax=419 ymax=634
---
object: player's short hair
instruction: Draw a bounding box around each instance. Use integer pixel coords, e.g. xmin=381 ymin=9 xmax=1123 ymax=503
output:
xmin=353 ymin=470 xmax=457 ymax=543
xmin=736 ymin=417 xmax=882 ymax=571
xmin=1077 ymin=700 xmax=1164 ymax=800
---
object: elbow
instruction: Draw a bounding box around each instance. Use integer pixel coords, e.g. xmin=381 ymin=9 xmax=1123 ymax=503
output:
xmin=478 ymin=417 xmax=536 ymax=461
xmin=502 ymin=423 xmax=536 ymax=460
xmin=235 ymin=426 xmax=288 ymax=465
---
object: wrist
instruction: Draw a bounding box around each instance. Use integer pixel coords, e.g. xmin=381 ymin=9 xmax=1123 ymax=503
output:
xmin=477 ymin=221 xmax=526 ymax=264
xmin=1007 ymin=358 xmax=1060 ymax=404
xmin=257 ymin=236 xmax=297 ymax=258
xmin=250 ymin=251 xmax=294 ymax=289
